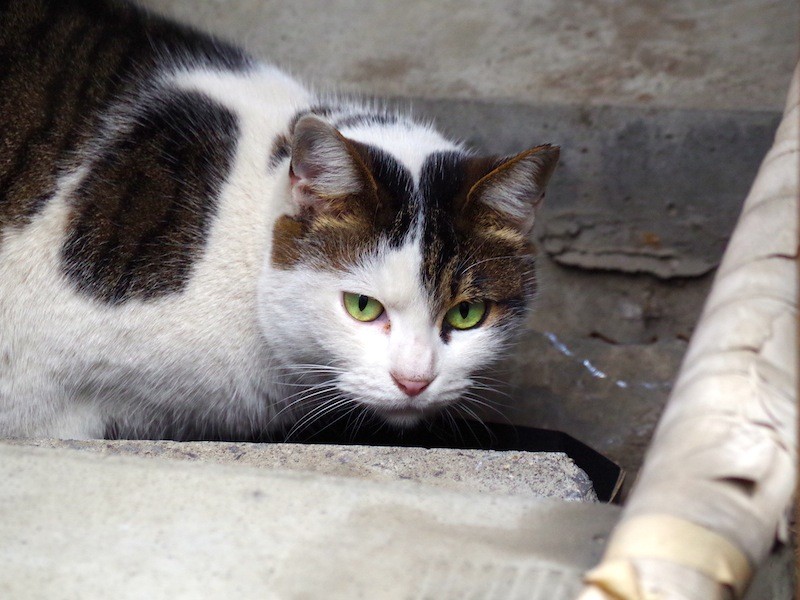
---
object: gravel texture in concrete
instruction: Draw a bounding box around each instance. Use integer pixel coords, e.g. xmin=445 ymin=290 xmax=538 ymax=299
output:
xmin=5 ymin=439 xmax=598 ymax=502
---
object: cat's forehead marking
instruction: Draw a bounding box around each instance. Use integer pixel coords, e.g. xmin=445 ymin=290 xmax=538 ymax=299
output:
xmin=339 ymin=121 xmax=460 ymax=186
xmin=414 ymin=151 xmax=535 ymax=316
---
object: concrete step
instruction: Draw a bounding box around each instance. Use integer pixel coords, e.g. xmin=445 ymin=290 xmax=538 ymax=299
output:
xmin=3 ymin=439 xmax=599 ymax=501
xmin=1 ymin=442 xmax=616 ymax=599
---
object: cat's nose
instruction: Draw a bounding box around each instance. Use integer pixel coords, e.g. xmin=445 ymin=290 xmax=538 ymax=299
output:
xmin=391 ymin=373 xmax=433 ymax=397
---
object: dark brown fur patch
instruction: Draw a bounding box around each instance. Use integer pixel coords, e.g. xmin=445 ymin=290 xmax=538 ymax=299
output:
xmin=62 ymin=91 xmax=239 ymax=303
xmin=0 ymin=0 xmax=247 ymax=243
xmin=417 ymin=152 xmax=537 ymax=326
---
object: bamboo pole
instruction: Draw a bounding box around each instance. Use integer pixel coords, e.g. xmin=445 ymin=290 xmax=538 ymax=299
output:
xmin=577 ymin=61 xmax=799 ymax=600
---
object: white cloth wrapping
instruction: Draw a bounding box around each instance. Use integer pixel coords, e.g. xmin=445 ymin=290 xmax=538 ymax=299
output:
xmin=577 ymin=60 xmax=799 ymax=600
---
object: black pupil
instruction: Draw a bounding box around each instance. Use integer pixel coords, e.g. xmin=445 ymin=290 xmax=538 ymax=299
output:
xmin=459 ymin=302 xmax=470 ymax=319
xmin=358 ymin=295 xmax=369 ymax=311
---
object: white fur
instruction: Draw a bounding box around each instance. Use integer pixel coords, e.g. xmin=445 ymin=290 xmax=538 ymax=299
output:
xmin=0 ymin=64 xmax=504 ymax=439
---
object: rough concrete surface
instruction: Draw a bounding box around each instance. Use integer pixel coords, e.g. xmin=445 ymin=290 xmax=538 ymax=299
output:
xmin=0 ymin=444 xmax=618 ymax=600
xmin=483 ymin=332 xmax=687 ymax=493
xmin=415 ymin=99 xmax=781 ymax=282
xmin=136 ymin=0 xmax=798 ymax=112
xmin=5 ymin=439 xmax=598 ymax=501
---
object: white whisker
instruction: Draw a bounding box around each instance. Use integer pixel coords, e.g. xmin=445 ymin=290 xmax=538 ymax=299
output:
xmin=460 ymin=393 xmax=512 ymax=424
xmin=285 ymin=395 xmax=356 ymax=440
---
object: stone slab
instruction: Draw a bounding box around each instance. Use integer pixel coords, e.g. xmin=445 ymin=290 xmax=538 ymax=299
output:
xmin=0 ymin=438 xmax=789 ymax=598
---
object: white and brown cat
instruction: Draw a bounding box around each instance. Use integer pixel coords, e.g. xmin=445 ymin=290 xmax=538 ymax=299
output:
xmin=0 ymin=0 xmax=559 ymax=440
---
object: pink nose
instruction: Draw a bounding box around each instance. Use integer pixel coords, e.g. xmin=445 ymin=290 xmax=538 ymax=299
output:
xmin=391 ymin=374 xmax=432 ymax=397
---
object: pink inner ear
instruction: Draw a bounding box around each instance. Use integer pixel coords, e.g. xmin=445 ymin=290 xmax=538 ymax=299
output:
xmin=288 ymin=163 xmax=325 ymax=212
xmin=290 ymin=180 xmax=319 ymax=213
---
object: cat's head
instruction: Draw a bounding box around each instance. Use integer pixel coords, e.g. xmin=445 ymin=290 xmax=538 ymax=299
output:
xmin=259 ymin=113 xmax=558 ymax=428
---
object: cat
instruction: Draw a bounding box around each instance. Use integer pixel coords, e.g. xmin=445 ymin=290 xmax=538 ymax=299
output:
xmin=0 ymin=0 xmax=559 ymax=441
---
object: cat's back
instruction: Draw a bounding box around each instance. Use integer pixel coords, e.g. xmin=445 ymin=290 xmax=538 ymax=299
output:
xmin=0 ymin=0 xmax=251 ymax=230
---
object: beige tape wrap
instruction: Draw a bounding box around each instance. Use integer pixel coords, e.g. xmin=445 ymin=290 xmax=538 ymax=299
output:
xmin=582 ymin=515 xmax=752 ymax=599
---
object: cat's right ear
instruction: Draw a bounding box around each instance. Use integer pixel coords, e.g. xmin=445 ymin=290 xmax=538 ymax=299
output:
xmin=289 ymin=115 xmax=377 ymax=214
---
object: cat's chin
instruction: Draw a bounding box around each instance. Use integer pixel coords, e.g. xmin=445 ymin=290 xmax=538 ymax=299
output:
xmin=378 ymin=407 xmax=426 ymax=429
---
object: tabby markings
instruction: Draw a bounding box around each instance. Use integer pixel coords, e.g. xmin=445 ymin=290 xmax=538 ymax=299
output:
xmin=61 ymin=91 xmax=239 ymax=304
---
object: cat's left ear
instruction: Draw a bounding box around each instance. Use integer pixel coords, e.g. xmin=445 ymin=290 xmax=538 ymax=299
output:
xmin=466 ymin=144 xmax=560 ymax=233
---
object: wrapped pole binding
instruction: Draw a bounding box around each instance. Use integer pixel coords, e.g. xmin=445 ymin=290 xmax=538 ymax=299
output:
xmin=577 ymin=61 xmax=799 ymax=600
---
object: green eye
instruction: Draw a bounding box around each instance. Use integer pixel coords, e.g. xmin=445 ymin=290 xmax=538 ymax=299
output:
xmin=444 ymin=300 xmax=487 ymax=330
xmin=343 ymin=292 xmax=384 ymax=322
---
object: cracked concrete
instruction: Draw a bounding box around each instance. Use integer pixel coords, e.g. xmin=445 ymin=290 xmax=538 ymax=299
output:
xmin=416 ymin=100 xmax=781 ymax=281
